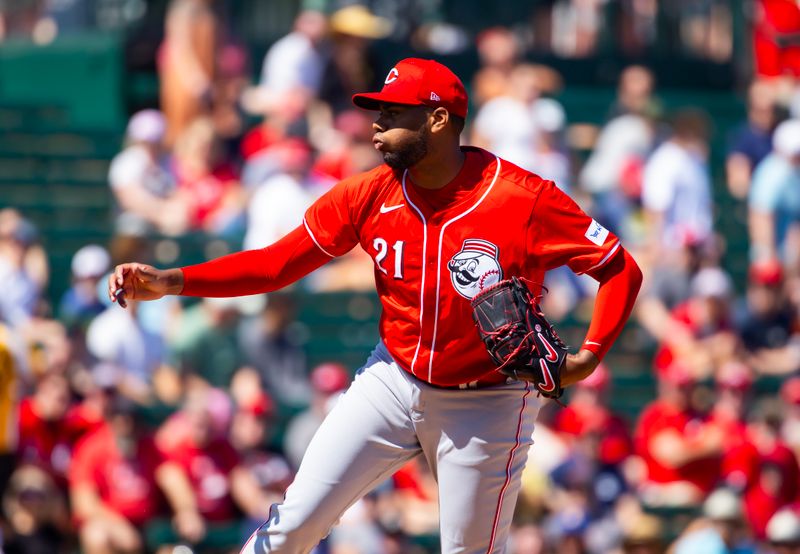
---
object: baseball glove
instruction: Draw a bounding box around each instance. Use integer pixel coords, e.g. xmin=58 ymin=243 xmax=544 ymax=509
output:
xmin=470 ymin=277 xmax=568 ymax=399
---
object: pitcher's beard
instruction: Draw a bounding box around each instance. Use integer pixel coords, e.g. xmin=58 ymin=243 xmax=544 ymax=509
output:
xmin=383 ymin=127 xmax=430 ymax=170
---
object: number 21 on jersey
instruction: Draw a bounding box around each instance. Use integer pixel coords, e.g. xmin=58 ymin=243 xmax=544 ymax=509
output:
xmin=373 ymin=238 xmax=404 ymax=279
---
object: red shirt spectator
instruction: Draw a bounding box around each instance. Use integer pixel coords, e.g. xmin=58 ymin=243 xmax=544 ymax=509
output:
xmin=158 ymin=394 xmax=242 ymax=524
xmin=635 ymin=400 xmax=722 ymax=494
xmin=69 ymin=423 xmax=164 ymax=525
xmin=17 ymin=374 xmax=92 ymax=482
xmin=709 ymin=362 xmax=758 ymax=489
xmin=742 ymin=405 xmax=800 ymax=539
xmin=172 ymin=117 xmax=243 ymax=232
xmin=634 ymin=366 xmax=723 ymax=502
xmin=754 ymin=0 xmax=800 ymax=78
xmin=553 ymin=364 xmax=632 ymax=465
xmin=177 ymin=163 xmax=240 ymax=229
xmin=240 ymin=125 xmax=282 ymax=161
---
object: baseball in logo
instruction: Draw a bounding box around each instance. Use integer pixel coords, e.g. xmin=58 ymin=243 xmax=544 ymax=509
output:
xmin=448 ymin=239 xmax=503 ymax=299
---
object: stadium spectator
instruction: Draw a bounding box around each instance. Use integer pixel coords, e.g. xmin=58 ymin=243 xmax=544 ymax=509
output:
xmin=470 ymin=27 xmax=521 ymax=107
xmin=579 ymin=112 xmax=655 ymax=240
xmin=17 ymin=372 xmax=88 ymax=485
xmin=237 ymin=293 xmax=311 ymax=411
xmin=107 ymin=109 xmax=188 ymax=237
xmin=387 ymin=457 xmax=440 ymax=538
xmin=311 ymin=109 xmax=381 ymax=181
xmin=243 ymin=9 xmax=328 ymax=116
xmin=86 ymin=299 xmax=162 ymax=403
xmin=780 ymin=377 xmax=800 ymax=457
xmin=641 ymin=109 xmax=714 ymax=266
xmin=529 ymin=98 xmax=572 ymax=191
xmin=709 ymin=362 xmax=760 ymax=494
xmin=317 ymin=4 xmax=392 ymax=115
xmin=636 ymin=233 xmax=719 ymax=344
xmin=172 ymin=116 xmax=245 ymax=236
xmin=58 ymin=245 xmax=110 ymax=332
xmin=2 ymin=464 xmax=71 ymax=553
xmin=472 ymin=64 xmax=565 ymax=173
xmin=726 ymin=80 xmax=780 ymax=199
xmin=154 ymin=387 xmax=252 ymax=550
xmin=169 ymin=296 xmax=254 ymax=388
xmin=652 ymin=266 xmax=738 ymax=381
xmin=741 ymin=400 xmax=800 ymax=539
xmin=553 ymin=364 xmax=633 ymax=468
xmin=669 ymin=487 xmax=757 ymax=554
xmin=748 ymin=118 xmax=800 ymax=272
xmin=752 ymin=0 xmax=800 ymax=88
xmin=69 ymin=395 xmax=164 ymax=554
xmin=283 ymin=362 xmax=350 ymax=469
xmin=608 ymin=65 xmax=662 ymax=120
xmin=737 ymin=259 xmax=800 ymax=376
xmin=158 ymin=0 xmax=219 ymax=146
xmin=243 ymin=137 xmax=326 ymax=251
xmin=0 ymin=336 xmax=19 ymax=492
xmin=633 ymin=362 xmax=723 ymax=506
xmin=766 ymin=508 xmax=800 ymax=553
xmin=0 ymin=209 xmax=44 ymax=329
xmin=228 ymin=383 xmax=293 ymax=537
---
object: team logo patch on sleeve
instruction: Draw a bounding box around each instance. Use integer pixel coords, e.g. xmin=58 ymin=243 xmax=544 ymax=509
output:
xmin=448 ymin=239 xmax=503 ymax=299
xmin=585 ymin=220 xmax=609 ymax=246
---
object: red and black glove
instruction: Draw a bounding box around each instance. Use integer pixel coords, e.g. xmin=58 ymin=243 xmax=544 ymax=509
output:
xmin=471 ymin=277 xmax=568 ymax=399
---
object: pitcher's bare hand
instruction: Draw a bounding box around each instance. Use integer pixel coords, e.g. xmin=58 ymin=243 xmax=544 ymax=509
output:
xmin=108 ymin=263 xmax=184 ymax=308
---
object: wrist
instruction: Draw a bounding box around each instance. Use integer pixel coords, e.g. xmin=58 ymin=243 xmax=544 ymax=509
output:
xmin=164 ymin=268 xmax=185 ymax=295
xmin=562 ymin=349 xmax=600 ymax=386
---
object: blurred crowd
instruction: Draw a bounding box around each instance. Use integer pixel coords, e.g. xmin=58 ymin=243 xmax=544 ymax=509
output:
xmin=2 ymin=0 xmax=800 ymax=553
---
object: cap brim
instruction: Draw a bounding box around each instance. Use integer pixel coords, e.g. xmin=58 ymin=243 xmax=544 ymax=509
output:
xmin=352 ymin=92 xmax=424 ymax=111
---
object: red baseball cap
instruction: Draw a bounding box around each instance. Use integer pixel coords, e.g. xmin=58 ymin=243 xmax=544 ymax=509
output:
xmin=311 ymin=363 xmax=350 ymax=394
xmin=352 ymin=58 xmax=469 ymax=119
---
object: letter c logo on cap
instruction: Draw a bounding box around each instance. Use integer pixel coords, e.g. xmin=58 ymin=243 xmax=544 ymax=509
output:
xmin=385 ymin=68 xmax=399 ymax=84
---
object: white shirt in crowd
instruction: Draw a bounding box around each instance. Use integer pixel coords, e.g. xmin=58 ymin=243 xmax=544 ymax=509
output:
xmin=259 ymin=31 xmax=325 ymax=94
xmin=642 ymin=140 xmax=713 ymax=247
xmin=108 ymin=145 xmax=175 ymax=198
xmin=86 ymin=305 xmax=164 ymax=385
xmin=244 ymin=174 xmax=316 ymax=250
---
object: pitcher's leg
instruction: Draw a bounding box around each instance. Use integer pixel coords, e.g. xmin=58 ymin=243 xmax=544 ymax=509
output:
xmin=418 ymin=382 xmax=539 ymax=554
xmin=241 ymin=360 xmax=421 ymax=554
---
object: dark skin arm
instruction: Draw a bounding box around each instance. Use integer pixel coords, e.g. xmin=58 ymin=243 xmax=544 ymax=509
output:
xmin=562 ymin=350 xmax=600 ymax=387
xmin=109 ymin=264 xmax=184 ymax=308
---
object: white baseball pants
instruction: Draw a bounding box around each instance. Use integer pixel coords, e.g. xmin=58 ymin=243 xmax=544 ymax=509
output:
xmin=241 ymin=341 xmax=540 ymax=554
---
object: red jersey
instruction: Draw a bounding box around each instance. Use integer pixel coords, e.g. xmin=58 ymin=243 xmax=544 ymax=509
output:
xmin=70 ymin=424 xmax=164 ymax=525
xmin=303 ymin=148 xmax=620 ymax=386
xmin=17 ymin=398 xmax=92 ymax=481
xmin=554 ymin=405 xmax=632 ymax=465
xmin=160 ymin=436 xmax=241 ymax=522
xmin=634 ymin=400 xmax=721 ymax=494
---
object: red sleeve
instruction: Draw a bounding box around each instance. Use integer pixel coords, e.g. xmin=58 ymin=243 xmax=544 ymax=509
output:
xmin=527 ymin=180 xmax=621 ymax=274
xmin=303 ymin=177 xmax=360 ymax=256
xmin=580 ymin=248 xmax=643 ymax=360
xmin=69 ymin=432 xmax=99 ymax=488
xmin=180 ymin=224 xmax=331 ymax=297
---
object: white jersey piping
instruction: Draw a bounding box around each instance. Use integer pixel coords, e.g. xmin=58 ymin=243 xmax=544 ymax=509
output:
xmin=302 ymin=217 xmax=336 ymax=258
xmin=579 ymin=240 xmax=621 ymax=274
xmin=427 ymin=157 xmax=501 ymax=380
xmin=400 ymin=169 xmax=428 ymax=377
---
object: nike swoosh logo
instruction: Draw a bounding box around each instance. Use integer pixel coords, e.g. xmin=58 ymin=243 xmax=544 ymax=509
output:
xmin=379 ymin=202 xmax=405 ymax=214
xmin=585 ymin=340 xmax=601 ymax=347
xmin=538 ymin=359 xmax=556 ymax=393
xmin=538 ymin=333 xmax=560 ymax=363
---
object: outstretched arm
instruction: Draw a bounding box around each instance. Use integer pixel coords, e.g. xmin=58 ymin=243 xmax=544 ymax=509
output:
xmin=561 ymin=248 xmax=643 ymax=386
xmin=108 ymin=224 xmax=332 ymax=306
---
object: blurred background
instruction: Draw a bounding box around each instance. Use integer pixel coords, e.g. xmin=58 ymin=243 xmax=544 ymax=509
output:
xmin=1 ymin=0 xmax=800 ymax=552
